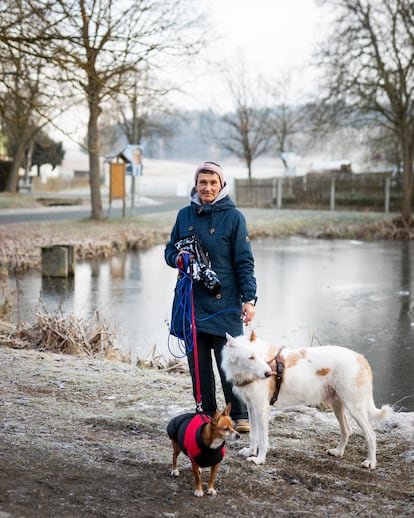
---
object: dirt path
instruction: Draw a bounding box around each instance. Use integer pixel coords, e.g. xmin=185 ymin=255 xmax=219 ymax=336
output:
xmin=0 ymin=346 xmax=412 ymax=517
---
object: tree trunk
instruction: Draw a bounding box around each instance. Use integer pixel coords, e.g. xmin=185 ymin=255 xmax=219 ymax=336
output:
xmin=402 ymin=162 xmax=413 ymax=221
xmin=5 ymin=140 xmax=26 ymax=193
xmin=401 ymin=139 xmax=413 ymax=221
xmin=24 ymin=140 xmax=34 ymax=183
xmin=247 ymin=159 xmax=252 ymax=179
xmin=88 ymin=99 xmax=103 ymax=220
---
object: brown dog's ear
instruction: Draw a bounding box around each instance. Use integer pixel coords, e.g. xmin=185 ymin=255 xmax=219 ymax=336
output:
xmin=211 ymin=409 xmax=220 ymax=426
xmin=222 ymin=402 xmax=232 ymax=416
xmin=249 ymin=330 xmax=256 ymax=342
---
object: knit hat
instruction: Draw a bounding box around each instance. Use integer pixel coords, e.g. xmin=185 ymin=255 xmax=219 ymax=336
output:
xmin=194 ymin=162 xmax=224 ymax=187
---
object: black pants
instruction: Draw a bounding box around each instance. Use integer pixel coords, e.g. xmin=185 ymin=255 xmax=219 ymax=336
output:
xmin=186 ymin=331 xmax=248 ymax=421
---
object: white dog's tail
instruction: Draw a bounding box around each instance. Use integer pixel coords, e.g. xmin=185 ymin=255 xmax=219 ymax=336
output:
xmin=370 ymin=404 xmax=393 ymax=422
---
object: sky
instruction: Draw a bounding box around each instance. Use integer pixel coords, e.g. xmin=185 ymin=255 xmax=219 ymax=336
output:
xmin=56 ymin=0 xmax=330 ymax=147
xmin=209 ymin=0 xmax=325 ymax=69
xmin=171 ymin=0 xmax=330 ymax=110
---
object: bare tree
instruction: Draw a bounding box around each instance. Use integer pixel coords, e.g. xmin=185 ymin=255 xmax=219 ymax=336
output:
xmin=266 ymin=72 xmax=306 ymax=172
xmin=50 ymin=0 xmax=206 ymax=219
xmin=217 ymin=59 xmax=273 ymax=178
xmin=114 ymin=68 xmax=176 ymax=146
xmin=318 ymin=0 xmax=414 ymax=221
xmin=362 ymin=125 xmax=402 ymax=172
xmin=2 ymin=0 xmax=206 ymax=219
xmin=0 ymin=1 xmax=52 ymax=192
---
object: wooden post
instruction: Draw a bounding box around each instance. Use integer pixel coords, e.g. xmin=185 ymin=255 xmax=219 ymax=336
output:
xmin=277 ymin=178 xmax=283 ymax=208
xmin=384 ymin=176 xmax=390 ymax=213
xmin=330 ymin=177 xmax=336 ymax=211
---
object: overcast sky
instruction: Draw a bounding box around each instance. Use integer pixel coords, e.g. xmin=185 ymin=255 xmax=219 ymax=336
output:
xmin=171 ymin=0 xmax=330 ymax=110
xmin=210 ymin=0 xmax=326 ymax=68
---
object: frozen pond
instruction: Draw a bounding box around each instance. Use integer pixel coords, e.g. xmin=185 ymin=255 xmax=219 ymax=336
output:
xmin=7 ymin=238 xmax=414 ymax=411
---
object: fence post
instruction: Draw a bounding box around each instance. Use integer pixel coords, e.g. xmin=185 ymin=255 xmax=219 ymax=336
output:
xmin=384 ymin=176 xmax=390 ymax=213
xmin=277 ymin=178 xmax=283 ymax=208
xmin=272 ymin=177 xmax=277 ymax=205
xmin=330 ymin=177 xmax=336 ymax=211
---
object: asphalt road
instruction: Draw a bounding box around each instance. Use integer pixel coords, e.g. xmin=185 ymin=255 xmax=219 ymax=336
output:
xmin=0 ymin=195 xmax=185 ymax=224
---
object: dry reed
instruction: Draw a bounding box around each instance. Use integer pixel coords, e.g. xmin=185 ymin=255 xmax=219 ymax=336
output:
xmin=315 ymin=215 xmax=414 ymax=239
xmin=0 ymin=309 xmax=125 ymax=360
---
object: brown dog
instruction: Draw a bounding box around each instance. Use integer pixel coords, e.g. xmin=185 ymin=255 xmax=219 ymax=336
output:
xmin=167 ymin=403 xmax=239 ymax=497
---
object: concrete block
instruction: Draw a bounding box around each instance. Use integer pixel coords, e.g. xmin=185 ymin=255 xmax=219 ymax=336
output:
xmin=41 ymin=245 xmax=75 ymax=277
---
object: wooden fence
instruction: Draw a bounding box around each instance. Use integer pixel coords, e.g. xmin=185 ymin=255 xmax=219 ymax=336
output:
xmin=234 ymin=173 xmax=403 ymax=212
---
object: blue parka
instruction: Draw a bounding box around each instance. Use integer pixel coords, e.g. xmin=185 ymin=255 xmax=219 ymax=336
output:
xmin=165 ymin=185 xmax=256 ymax=338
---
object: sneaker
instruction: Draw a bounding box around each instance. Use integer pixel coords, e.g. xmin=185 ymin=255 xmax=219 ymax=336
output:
xmin=235 ymin=419 xmax=250 ymax=433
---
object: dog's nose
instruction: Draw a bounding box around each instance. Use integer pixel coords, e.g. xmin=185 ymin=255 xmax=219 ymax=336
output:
xmin=265 ymin=371 xmax=272 ymax=377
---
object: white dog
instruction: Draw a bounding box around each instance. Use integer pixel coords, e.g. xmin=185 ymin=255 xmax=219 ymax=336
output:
xmin=221 ymin=332 xmax=393 ymax=469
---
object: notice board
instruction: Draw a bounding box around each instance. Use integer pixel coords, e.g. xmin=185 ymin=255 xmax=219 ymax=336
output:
xmin=110 ymin=163 xmax=126 ymax=201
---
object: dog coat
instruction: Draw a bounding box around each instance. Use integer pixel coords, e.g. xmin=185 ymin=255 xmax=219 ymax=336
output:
xmin=167 ymin=412 xmax=225 ymax=468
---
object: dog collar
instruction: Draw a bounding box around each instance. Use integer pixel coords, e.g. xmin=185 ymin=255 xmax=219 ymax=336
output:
xmin=232 ymin=376 xmax=259 ymax=387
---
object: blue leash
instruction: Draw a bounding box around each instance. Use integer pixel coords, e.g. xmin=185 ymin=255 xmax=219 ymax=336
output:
xmin=168 ymin=254 xmax=194 ymax=357
xmin=167 ymin=254 xmax=241 ymax=359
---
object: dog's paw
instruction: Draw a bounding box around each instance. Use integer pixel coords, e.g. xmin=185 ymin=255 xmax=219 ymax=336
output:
xmin=194 ymin=488 xmax=204 ymax=497
xmin=207 ymin=488 xmax=217 ymax=496
xmin=170 ymin=468 xmax=180 ymax=477
xmin=239 ymin=447 xmax=256 ymax=458
xmin=361 ymin=459 xmax=376 ymax=470
xmin=247 ymin=455 xmax=266 ymax=465
xmin=326 ymin=447 xmax=344 ymax=458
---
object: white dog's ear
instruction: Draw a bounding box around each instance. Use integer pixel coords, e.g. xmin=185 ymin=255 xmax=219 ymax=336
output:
xmin=224 ymin=334 xmax=238 ymax=363
xmin=225 ymin=332 xmax=235 ymax=346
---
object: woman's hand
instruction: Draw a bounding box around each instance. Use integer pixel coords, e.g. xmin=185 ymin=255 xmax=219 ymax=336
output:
xmin=175 ymin=250 xmax=192 ymax=270
xmin=241 ymin=302 xmax=255 ymax=325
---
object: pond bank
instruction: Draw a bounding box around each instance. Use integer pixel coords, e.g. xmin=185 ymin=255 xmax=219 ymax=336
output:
xmin=0 ymin=209 xmax=411 ymax=273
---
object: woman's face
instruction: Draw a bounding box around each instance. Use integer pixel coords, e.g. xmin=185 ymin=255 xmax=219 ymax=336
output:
xmin=196 ymin=172 xmax=222 ymax=204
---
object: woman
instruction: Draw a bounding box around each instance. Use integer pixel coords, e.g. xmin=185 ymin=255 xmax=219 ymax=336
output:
xmin=164 ymin=161 xmax=257 ymax=432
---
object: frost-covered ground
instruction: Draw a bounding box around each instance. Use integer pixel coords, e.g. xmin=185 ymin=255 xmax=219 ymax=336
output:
xmin=0 ymin=346 xmax=412 ymax=517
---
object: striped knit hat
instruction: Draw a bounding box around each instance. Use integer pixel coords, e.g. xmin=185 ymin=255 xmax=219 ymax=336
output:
xmin=194 ymin=162 xmax=224 ymax=187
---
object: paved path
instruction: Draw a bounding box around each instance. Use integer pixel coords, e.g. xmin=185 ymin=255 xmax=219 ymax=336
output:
xmin=0 ymin=194 xmax=185 ymax=224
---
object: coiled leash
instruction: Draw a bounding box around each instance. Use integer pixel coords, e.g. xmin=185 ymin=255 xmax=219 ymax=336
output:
xmin=168 ymin=253 xmax=194 ymax=351
xmin=168 ymin=254 xmax=241 ymax=358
